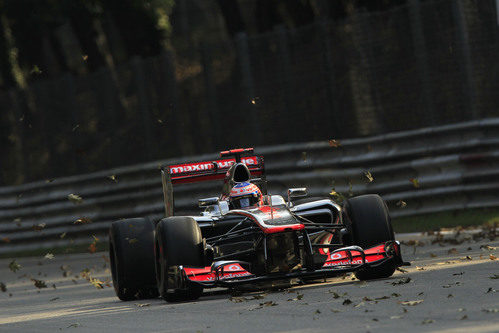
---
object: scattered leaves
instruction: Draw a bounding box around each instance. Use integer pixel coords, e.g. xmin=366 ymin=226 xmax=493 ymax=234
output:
xmin=482 ymin=308 xmax=499 ymax=313
xmin=421 ymin=319 xmax=434 ymax=324
xmin=396 ymin=267 xmax=408 ymax=273
xmin=88 ymin=235 xmax=99 ymax=254
xmin=2 ymin=237 xmax=11 ymax=243
xmin=50 ymin=297 xmax=60 ymax=302
xmin=342 ymin=299 xmax=352 ymax=305
xmin=0 ymin=282 xmax=6 ymax=292
xmin=108 ymin=175 xmax=118 ymax=182
xmin=328 ymin=139 xmax=341 ymax=148
xmin=32 ymin=223 xmax=46 ymax=231
xmin=396 ymin=200 xmax=407 ymax=208
xmin=430 ymin=253 xmax=437 ymax=258
xmin=135 ymin=303 xmax=150 ymax=307
xmin=9 ymin=260 xmax=21 ymax=272
xmin=60 ymin=232 xmax=66 ymax=239
xmin=409 ymin=178 xmax=420 ymax=188
xmin=448 ymin=248 xmax=458 ymax=254
xmin=447 ymin=294 xmax=453 ymax=298
xmin=489 ymin=254 xmax=497 ymax=260
xmin=249 ymin=301 xmax=278 ymax=310
xmin=127 ymin=238 xmax=138 ymax=244
xmin=44 ymin=253 xmax=54 ymax=260
xmin=364 ymin=171 xmax=374 ymax=183
xmin=31 ymin=278 xmax=47 ymax=289
xmin=67 ymin=194 xmax=83 ymax=204
xmin=489 ymin=274 xmax=499 ymax=279
xmin=30 ymin=65 xmax=42 ymax=75
xmin=391 ymin=277 xmax=411 ymax=285
xmin=74 ymin=217 xmax=92 ymax=224
xmin=82 ymin=55 xmax=89 ymax=61
xmin=287 ymin=293 xmax=304 ymax=301
xmin=375 ymin=296 xmax=390 ymax=300
xmin=416 ymin=266 xmax=425 ymax=271
xmin=460 ymin=315 xmax=468 ymax=320
xmin=486 ymin=288 xmax=497 ymax=293
xmin=399 ymin=300 xmax=423 ymax=306
xmin=88 ymin=242 xmax=97 ymax=254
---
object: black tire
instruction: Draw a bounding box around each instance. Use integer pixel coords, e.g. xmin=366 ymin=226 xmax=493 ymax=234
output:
xmin=109 ymin=217 xmax=159 ymax=301
xmin=344 ymin=194 xmax=396 ymax=280
xmin=155 ymin=217 xmax=204 ymax=302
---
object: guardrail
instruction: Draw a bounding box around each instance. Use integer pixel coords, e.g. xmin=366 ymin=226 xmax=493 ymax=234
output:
xmin=1 ymin=118 xmax=498 ymax=254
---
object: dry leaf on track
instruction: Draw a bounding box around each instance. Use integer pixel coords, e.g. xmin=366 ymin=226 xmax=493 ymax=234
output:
xmin=399 ymin=300 xmax=423 ymax=306
xmin=8 ymin=260 xmax=21 ymax=272
xmin=67 ymin=194 xmax=83 ymax=204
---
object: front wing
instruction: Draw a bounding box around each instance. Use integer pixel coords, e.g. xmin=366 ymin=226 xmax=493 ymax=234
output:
xmin=182 ymin=241 xmax=408 ymax=288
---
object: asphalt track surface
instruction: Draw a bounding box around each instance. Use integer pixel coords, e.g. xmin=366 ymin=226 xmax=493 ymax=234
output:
xmin=0 ymin=232 xmax=498 ymax=333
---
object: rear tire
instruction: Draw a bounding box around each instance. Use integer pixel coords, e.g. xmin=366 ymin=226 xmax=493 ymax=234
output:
xmin=155 ymin=217 xmax=204 ymax=302
xmin=109 ymin=218 xmax=159 ymax=301
xmin=344 ymin=194 xmax=396 ymax=280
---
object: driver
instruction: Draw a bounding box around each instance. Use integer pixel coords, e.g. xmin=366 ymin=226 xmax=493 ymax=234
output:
xmin=229 ymin=182 xmax=263 ymax=209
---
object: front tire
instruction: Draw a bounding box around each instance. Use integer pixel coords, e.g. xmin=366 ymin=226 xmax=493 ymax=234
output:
xmin=155 ymin=217 xmax=204 ymax=302
xmin=344 ymin=194 xmax=396 ymax=280
xmin=109 ymin=217 xmax=159 ymax=301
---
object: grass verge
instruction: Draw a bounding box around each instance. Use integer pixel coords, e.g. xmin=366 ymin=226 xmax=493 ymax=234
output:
xmin=392 ymin=207 xmax=499 ymax=233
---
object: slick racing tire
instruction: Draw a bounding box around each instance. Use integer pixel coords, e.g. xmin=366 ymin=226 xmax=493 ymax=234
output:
xmin=109 ymin=217 xmax=159 ymax=301
xmin=155 ymin=217 xmax=204 ymax=302
xmin=344 ymin=194 xmax=396 ymax=281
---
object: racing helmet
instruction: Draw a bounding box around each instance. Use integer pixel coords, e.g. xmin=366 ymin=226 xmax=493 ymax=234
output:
xmin=229 ymin=182 xmax=263 ymax=209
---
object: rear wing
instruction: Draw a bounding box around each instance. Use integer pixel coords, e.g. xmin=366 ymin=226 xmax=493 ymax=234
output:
xmin=161 ymin=148 xmax=265 ymax=216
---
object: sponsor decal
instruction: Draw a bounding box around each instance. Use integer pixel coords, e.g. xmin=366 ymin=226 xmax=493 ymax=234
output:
xmin=329 ymin=253 xmax=342 ymax=260
xmin=323 ymin=259 xmax=364 ymax=267
xmin=170 ymin=157 xmax=259 ymax=174
xmin=226 ymin=264 xmax=242 ymax=271
xmin=219 ymin=272 xmax=252 ymax=280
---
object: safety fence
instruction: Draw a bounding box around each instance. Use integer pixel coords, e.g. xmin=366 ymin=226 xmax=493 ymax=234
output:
xmin=1 ymin=118 xmax=498 ymax=254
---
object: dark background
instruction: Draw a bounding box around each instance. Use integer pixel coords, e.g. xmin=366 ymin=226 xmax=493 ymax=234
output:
xmin=1 ymin=0 xmax=498 ymax=186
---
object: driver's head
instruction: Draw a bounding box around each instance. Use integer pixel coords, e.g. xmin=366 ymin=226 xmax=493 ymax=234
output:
xmin=229 ymin=182 xmax=262 ymax=209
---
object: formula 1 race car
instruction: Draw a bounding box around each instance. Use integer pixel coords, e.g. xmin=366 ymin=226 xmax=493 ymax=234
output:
xmin=109 ymin=148 xmax=409 ymax=302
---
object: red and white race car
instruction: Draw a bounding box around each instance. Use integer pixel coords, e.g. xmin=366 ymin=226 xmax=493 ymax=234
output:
xmin=109 ymin=148 xmax=409 ymax=302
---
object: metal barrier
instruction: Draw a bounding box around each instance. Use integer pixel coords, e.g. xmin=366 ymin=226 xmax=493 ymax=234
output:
xmin=1 ymin=118 xmax=498 ymax=254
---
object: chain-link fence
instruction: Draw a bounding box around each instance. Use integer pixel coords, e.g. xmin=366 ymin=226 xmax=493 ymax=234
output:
xmin=1 ymin=0 xmax=498 ymax=186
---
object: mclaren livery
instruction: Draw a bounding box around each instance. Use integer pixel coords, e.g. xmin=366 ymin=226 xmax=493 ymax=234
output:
xmin=109 ymin=148 xmax=409 ymax=302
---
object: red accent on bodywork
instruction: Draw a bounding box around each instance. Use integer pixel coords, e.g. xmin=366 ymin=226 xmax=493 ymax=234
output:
xmin=262 ymin=224 xmax=305 ymax=234
xmin=321 ymin=244 xmax=387 ymax=268
xmin=220 ymin=148 xmax=254 ymax=157
xmin=184 ymin=263 xmax=253 ymax=282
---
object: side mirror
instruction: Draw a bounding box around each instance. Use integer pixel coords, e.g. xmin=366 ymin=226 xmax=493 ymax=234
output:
xmin=287 ymin=188 xmax=307 ymax=203
xmin=198 ymin=197 xmax=219 ymax=208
